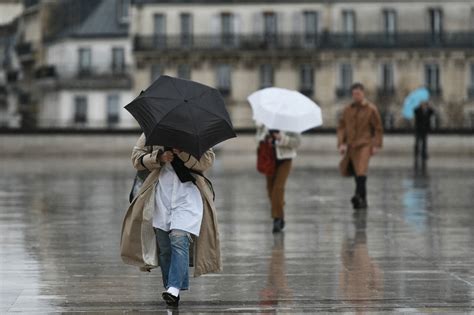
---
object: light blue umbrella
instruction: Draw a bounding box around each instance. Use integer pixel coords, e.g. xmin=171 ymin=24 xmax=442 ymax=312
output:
xmin=402 ymin=87 xmax=430 ymax=119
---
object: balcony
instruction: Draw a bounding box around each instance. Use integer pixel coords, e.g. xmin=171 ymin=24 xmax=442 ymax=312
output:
xmin=134 ymin=32 xmax=474 ymax=53
xmin=35 ymin=65 xmax=57 ymax=79
xmin=35 ymin=65 xmax=132 ymax=90
xmin=377 ymin=87 xmax=396 ymax=98
xmin=428 ymin=87 xmax=443 ymax=97
xmin=217 ymin=87 xmax=231 ymax=98
xmin=299 ymin=87 xmax=314 ymax=97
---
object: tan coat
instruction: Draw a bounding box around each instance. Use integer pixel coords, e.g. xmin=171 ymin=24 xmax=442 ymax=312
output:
xmin=120 ymin=134 xmax=222 ymax=277
xmin=337 ymin=100 xmax=384 ymax=176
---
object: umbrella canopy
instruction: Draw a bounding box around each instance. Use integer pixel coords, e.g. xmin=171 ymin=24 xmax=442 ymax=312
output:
xmin=402 ymin=87 xmax=430 ymax=119
xmin=125 ymin=75 xmax=236 ymax=159
xmin=247 ymin=87 xmax=323 ymax=133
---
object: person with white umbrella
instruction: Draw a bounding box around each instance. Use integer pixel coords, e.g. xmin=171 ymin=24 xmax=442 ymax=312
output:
xmin=248 ymin=87 xmax=323 ymax=233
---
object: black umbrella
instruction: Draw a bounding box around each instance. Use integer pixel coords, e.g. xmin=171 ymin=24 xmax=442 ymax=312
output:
xmin=125 ymin=75 xmax=236 ymax=159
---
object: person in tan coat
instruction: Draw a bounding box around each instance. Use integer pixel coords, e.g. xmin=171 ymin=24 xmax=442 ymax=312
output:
xmin=120 ymin=134 xmax=221 ymax=307
xmin=337 ymin=83 xmax=383 ymax=209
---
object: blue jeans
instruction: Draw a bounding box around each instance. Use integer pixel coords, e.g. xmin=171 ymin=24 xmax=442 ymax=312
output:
xmin=155 ymin=229 xmax=190 ymax=290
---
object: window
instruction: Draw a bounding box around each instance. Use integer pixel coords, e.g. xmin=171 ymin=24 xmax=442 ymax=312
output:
xmin=468 ymin=63 xmax=474 ymax=99
xmin=469 ymin=111 xmax=474 ymax=129
xmin=260 ymin=64 xmax=274 ymax=89
xmin=112 ymin=47 xmax=125 ymax=73
xmin=383 ymin=10 xmax=397 ymax=37
xmin=216 ymin=64 xmax=231 ymax=96
xmin=118 ymin=0 xmax=130 ymax=23
xmin=180 ymin=13 xmax=193 ymax=47
xmin=300 ymin=64 xmax=314 ymax=96
xmin=177 ymin=64 xmax=191 ymax=80
xmin=153 ymin=14 xmax=166 ymax=48
xmin=342 ymin=10 xmax=356 ymax=35
xmin=380 ymin=63 xmax=394 ymax=93
xmin=0 ymin=86 xmax=7 ymax=110
xmin=150 ymin=64 xmax=163 ymax=82
xmin=78 ymin=48 xmax=91 ymax=75
xmin=74 ymin=96 xmax=87 ymax=124
xmin=337 ymin=63 xmax=352 ymax=97
xmin=107 ymin=94 xmax=120 ymax=125
xmin=425 ymin=63 xmax=441 ymax=96
xmin=263 ymin=12 xmax=277 ymax=45
xmin=221 ymin=13 xmax=235 ymax=46
xmin=471 ymin=8 xmax=474 ymax=30
xmin=303 ymin=11 xmax=318 ymax=46
xmin=429 ymin=9 xmax=443 ymax=36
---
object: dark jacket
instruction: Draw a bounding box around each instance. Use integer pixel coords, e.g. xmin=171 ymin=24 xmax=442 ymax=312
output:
xmin=414 ymin=107 xmax=434 ymax=135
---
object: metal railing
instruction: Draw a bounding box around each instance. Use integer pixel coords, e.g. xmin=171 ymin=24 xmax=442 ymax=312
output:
xmin=377 ymin=87 xmax=396 ymax=98
xmin=134 ymin=32 xmax=474 ymax=51
xmin=35 ymin=65 xmax=131 ymax=79
xmin=34 ymin=65 xmax=132 ymax=89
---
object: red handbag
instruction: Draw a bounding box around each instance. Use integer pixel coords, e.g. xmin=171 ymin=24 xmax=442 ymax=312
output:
xmin=257 ymin=141 xmax=276 ymax=176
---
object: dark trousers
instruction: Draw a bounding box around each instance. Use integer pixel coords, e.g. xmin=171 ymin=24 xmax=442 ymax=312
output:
xmin=415 ymin=133 xmax=428 ymax=160
xmin=354 ymin=176 xmax=367 ymax=200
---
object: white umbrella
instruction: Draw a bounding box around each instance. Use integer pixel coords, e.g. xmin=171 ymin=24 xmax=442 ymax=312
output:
xmin=247 ymin=87 xmax=323 ymax=133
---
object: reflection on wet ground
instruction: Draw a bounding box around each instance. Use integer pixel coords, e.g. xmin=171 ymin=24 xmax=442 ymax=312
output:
xmin=0 ymin=154 xmax=473 ymax=314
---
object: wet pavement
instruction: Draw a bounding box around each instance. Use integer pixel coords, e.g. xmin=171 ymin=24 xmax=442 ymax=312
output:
xmin=0 ymin=153 xmax=473 ymax=314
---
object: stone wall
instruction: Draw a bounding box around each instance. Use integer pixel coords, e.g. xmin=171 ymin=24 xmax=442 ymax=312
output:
xmin=1 ymin=134 xmax=472 ymax=157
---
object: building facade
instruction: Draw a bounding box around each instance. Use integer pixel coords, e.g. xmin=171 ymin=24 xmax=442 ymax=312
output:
xmin=15 ymin=0 xmax=136 ymax=129
xmin=131 ymin=0 xmax=474 ymax=129
xmin=0 ymin=0 xmax=23 ymax=128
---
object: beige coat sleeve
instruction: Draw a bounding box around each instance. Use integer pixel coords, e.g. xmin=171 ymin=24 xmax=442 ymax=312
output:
xmin=131 ymin=133 xmax=163 ymax=171
xmin=177 ymin=149 xmax=215 ymax=173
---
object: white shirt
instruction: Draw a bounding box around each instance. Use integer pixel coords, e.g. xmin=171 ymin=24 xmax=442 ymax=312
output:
xmin=153 ymin=162 xmax=204 ymax=236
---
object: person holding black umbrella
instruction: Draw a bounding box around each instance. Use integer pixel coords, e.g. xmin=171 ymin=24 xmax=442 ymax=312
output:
xmin=121 ymin=76 xmax=235 ymax=308
xmin=124 ymin=134 xmax=219 ymax=308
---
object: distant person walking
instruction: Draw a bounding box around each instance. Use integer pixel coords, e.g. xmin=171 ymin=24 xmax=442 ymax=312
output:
xmin=414 ymin=101 xmax=434 ymax=162
xmin=257 ymin=126 xmax=301 ymax=233
xmin=337 ymin=83 xmax=384 ymax=209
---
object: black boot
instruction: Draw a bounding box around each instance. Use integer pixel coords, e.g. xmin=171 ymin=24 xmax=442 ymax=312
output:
xmin=353 ymin=176 xmax=368 ymax=209
xmin=273 ymin=218 xmax=282 ymax=233
xmin=351 ymin=195 xmax=367 ymax=209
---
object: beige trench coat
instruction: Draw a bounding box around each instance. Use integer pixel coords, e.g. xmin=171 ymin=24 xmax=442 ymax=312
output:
xmin=120 ymin=134 xmax=222 ymax=277
xmin=337 ymin=100 xmax=384 ymax=177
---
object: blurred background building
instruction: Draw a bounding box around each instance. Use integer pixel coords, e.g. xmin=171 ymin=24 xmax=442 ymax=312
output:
xmin=13 ymin=0 xmax=136 ymax=129
xmin=2 ymin=0 xmax=474 ymax=130
xmin=0 ymin=0 xmax=22 ymax=128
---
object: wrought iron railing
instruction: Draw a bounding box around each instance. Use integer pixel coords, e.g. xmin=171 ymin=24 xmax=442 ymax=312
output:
xmin=134 ymin=32 xmax=474 ymax=51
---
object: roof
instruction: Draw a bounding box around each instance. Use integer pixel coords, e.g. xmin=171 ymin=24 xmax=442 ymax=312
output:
xmin=45 ymin=0 xmax=128 ymax=42
xmin=74 ymin=0 xmax=128 ymax=38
